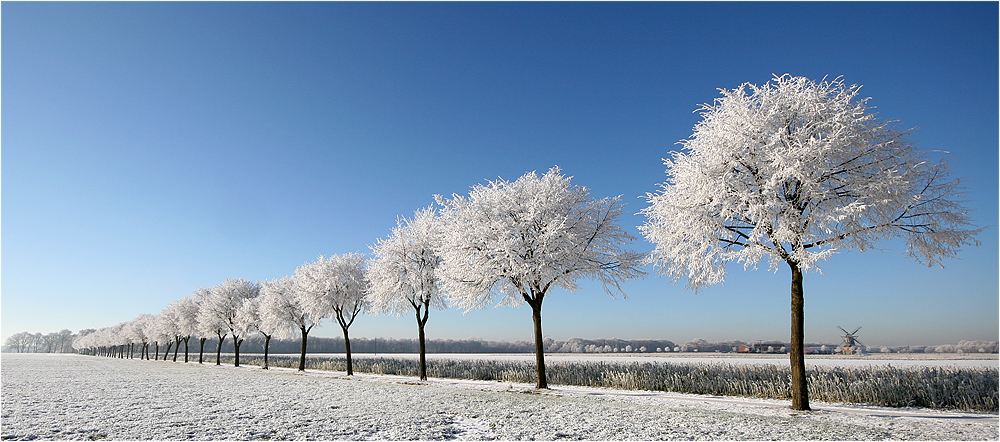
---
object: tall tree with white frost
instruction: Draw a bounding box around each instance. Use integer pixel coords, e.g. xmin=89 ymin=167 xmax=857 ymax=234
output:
xmin=163 ymin=296 xmax=200 ymax=363
xmin=198 ymin=278 xmax=260 ymax=367
xmin=126 ymin=314 xmax=154 ymax=360
xmin=640 ymin=74 xmax=982 ymax=411
xmin=199 ymin=278 xmax=260 ymax=367
xmin=235 ymin=295 xmax=276 ymax=369
xmin=298 ymin=254 xmax=368 ymax=376
xmin=435 ymin=167 xmax=645 ymax=389
xmin=191 ymin=287 xmax=214 ymax=364
xmin=368 ymin=206 xmax=446 ymax=381
xmin=196 ymin=284 xmax=229 ymax=365
xmin=259 ymin=276 xmax=319 ymax=371
xmin=150 ymin=314 xmax=174 ymax=361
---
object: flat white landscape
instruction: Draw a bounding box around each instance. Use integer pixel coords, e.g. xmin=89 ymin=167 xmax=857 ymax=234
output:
xmin=2 ymin=353 xmax=996 ymax=440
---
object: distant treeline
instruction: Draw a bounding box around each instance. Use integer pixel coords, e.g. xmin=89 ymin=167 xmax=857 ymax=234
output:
xmin=3 ymin=330 xmax=78 ymax=354
xmin=4 ymin=330 xmax=997 ymax=355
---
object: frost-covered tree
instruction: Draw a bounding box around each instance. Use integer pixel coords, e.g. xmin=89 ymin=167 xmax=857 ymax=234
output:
xmin=235 ymin=295 xmax=277 ymax=369
xmin=125 ymin=314 xmax=154 ymax=360
xmin=152 ymin=313 xmax=176 ymax=361
xmin=140 ymin=315 xmax=161 ymax=359
xmin=368 ymin=206 xmax=446 ymax=381
xmin=163 ymin=296 xmax=200 ymax=363
xmin=71 ymin=329 xmax=96 ymax=355
xmin=259 ymin=276 xmax=319 ymax=371
xmin=196 ymin=282 xmax=240 ymax=365
xmin=200 ymin=278 xmax=260 ymax=367
xmin=191 ymin=287 xmax=214 ymax=364
xmin=958 ymin=340 xmax=999 ymax=353
xmin=5 ymin=332 xmax=28 ymax=353
xmin=297 ymin=254 xmax=368 ymax=376
xmin=640 ymin=74 xmax=983 ymax=410
xmin=435 ymin=167 xmax=645 ymax=389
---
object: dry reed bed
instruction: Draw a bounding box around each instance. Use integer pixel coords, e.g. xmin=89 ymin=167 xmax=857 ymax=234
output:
xmin=217 ymin=355 xmax=998 ymax=412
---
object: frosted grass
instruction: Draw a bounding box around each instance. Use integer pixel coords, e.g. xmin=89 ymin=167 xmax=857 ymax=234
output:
xmin=220 ymin=354 xmax=998 ymax=411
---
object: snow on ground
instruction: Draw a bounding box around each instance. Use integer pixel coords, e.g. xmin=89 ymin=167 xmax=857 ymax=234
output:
xmin=2 ymin=354 xmax=997 ymax=441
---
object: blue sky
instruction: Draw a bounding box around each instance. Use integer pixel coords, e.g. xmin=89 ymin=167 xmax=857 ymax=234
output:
xmin=3 ymin=2 xmax=997 ymax=347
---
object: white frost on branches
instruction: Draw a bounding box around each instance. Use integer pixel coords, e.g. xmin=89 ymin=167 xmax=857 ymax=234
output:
xmin=195 ymin=285 xmax=228 ymax=342
xmin=367 ymin=206 xmax=447 ymax=317
xmin=296 ymin=253 xmax=368 ymax=374
xmin=296 ymin=254 xmax=369 ymax=333
xmin=640 ymin=74 xmax=982 ymax=290
xmin=199 ymin=278 xmax=260 ymax=351
xmin=164 ymin=296 xmax=200 ymax=343
xmin=258 ymin=276 xmax=318 ymax=340
xmin=435 ymin=166 xmax=645 ymax=311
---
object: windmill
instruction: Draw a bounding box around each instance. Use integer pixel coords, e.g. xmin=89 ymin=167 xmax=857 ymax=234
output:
xmin=837 ymin=326 xmax=866 ymax=355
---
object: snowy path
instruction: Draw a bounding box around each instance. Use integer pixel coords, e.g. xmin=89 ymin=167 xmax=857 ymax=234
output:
xmin=2 ymin=354 xmax=996 ymax=440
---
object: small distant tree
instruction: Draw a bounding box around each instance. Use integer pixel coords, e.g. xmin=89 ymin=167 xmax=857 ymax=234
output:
xmin=72 ymin=329 xmax=97 ymax=355
xmin=5 ymin=332 xmax=29 ymax=353
xmin=435 ymin=167 xmax=645 ymax=389
xmin=368 ymin=206 xmax=446 ymax=381
xmin=259 ymin=276 xmax=319 ymax=371
xmin=958 ymin=340 xmax=999 ymax=353
xmin=298 ymin=254 xmax=368 ymax=376
xmin=53 ymin=329 xmax=75 ymax=354
xmin=28 ymin=333 xmax=43 ymax=353
xmin=164 ymin=296 xmax=200 ymax=363
xmin=201 ymin=278 xmax=260 ymax=367
xmin=152 ymin=313 xmax=176 ymax=361
xmin=641 ymin=74 xmax=982 ymax=410
xmin=126 ymin=315 xmax=154 ymax=359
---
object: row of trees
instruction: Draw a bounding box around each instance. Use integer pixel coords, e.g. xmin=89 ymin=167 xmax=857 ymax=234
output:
xmin=73 ymin=75 xmax=981 ymax=411
xmin=75 ymin=167 xmax=646 ymax=385
xmin=73 ymin=257 xmax=369 ymax=373
xmin=15 ymin=329 xmax=995 ymax=355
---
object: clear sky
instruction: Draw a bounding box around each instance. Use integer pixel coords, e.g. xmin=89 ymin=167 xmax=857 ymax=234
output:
xmin=3 ymin=2 xmax=997 ymax=347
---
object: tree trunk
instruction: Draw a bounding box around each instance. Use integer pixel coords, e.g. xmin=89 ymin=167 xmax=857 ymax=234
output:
xmin=198 ymin=338 xmax=206 ymax=364
xmin=298 ymin=327 xmax=309 ymax=371
xmin=789 ymin=262 xmax=810 ymax=411
xmin=173 ymin=337 xmax=180 ymax=362
xmin=233 ymin=336 xmax=243 ymax=367
xmin=183 ymin=337 xmax=190 ymax=363
xmin=530 ymin=298 xmax=548 ymax=389
xmin=215 ymin=333 xmax=225 ymax=365
xmin=416 ymin=305 xmax=429 ymax=381
xmin=262 ymin=334 xmax=271 ymax=370
xmin=418 ymin=322 xmax=427 ymax=381
xmin=164 ymin=342 xmax=173 ymax=361
xmin=154 ymin=342 xmax=160 ymax=361
xmin=343 ymin=327 xmax=353 ymax=376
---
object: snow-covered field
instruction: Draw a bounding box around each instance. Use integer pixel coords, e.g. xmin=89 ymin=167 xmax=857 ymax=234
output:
xmin=2 ymin=354 xmax=996 ymax=440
